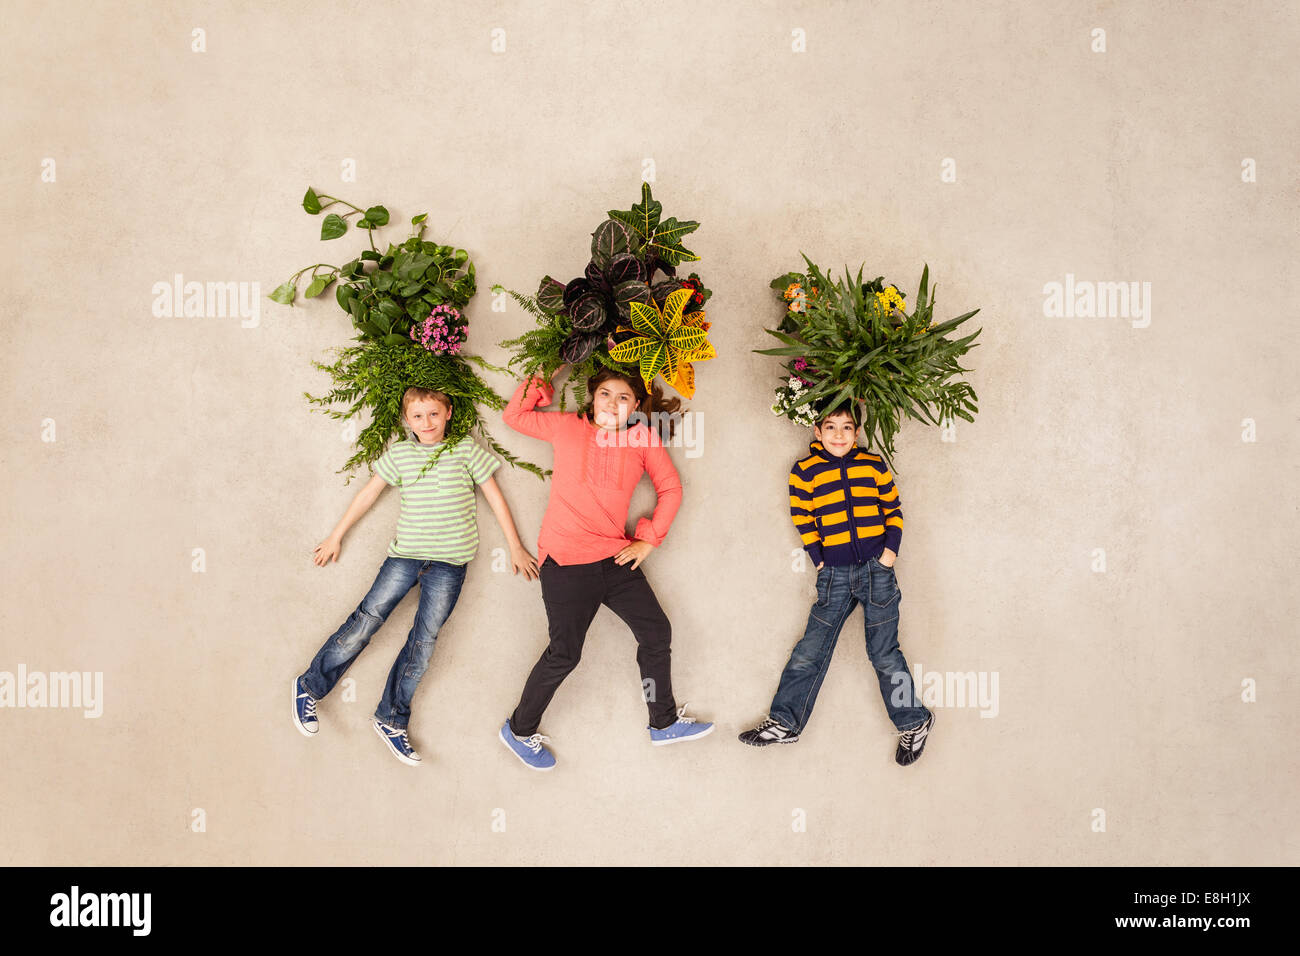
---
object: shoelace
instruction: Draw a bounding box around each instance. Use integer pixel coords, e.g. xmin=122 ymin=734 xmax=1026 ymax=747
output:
xmin=896 ymin=719 xmax=930 ymax=750
xmin=757 ymin=717 xmax=786 ymax=736
xmin=674 ymin=702 xmax=696 ymax=725
xmin=523 ymin=733 xmax=550 ymax=753
xmin=380 ymin=723 xmax=415 ymax=753
xmin=298 ymin=690 xmax=317 ymax=719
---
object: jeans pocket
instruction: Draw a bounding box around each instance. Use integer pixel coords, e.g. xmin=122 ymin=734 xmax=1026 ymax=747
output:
xmin=811 ymin=566 xmax=834 ymax=622
xmin=868 ymin=561 xmax=900 ymax=608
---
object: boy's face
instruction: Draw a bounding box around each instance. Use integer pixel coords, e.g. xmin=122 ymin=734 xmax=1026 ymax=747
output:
xmin=405 ymin=397 xmax=452 ymax=444
xmin=591 ymin=379 xmax=638 ymax=430
xmin=814 ymin=412 xmax=858 ymax=457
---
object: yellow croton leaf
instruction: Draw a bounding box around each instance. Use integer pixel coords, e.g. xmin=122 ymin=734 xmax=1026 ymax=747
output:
xmin=607 ymin=287 xmax=716 ymax=398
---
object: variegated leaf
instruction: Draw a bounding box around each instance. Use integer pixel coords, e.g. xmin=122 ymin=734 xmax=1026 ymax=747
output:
xmin=608 ymin=336 xmax=659 ymax=363
xmin=628 ymin=300 xmax=664 ymax=337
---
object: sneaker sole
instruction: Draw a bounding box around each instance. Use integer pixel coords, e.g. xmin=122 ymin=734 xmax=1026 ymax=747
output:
xmin=291 ymin=677 xmax=318 ymax=738
xmin=498 ymin=726 xmax=556 ymax=771
xmin=738 ymin=733 xmax=800 ymax=747
xmin=372 ymin=720 xmax=421 ymax=767
xmin=650 ymin=723 xmax=716 ymax=747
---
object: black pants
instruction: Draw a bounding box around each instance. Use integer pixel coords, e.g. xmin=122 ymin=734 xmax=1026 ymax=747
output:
xmin=509 ymin=555 xmax=677 ymax=735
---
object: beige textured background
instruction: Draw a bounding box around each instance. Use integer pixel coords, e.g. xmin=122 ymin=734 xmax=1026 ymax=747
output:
xmin=3 ymin=0 xmax=1296 ymax=865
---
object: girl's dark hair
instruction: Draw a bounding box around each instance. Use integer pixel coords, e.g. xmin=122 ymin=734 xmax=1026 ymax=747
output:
xmin=580 ymin=368 xmax=685 ymax=442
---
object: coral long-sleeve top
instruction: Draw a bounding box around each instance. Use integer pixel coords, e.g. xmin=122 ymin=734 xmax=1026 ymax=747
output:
xmin=502 ymin=375 xmax=684 ymax=567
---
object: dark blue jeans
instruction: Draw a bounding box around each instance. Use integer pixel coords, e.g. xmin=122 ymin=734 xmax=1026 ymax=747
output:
xmin=769 ymin=555 xmax=931 ymax=734
xmin=300 ymin=556 xmax=468 ymax=730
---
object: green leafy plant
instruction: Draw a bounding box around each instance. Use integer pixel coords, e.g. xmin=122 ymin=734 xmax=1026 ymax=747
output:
xmin=496 ymin=183 xmax=715 ymax=408
xmin=305 ymin=341 xmax=547 ymax=483
xmin=756 ymin=255 xmax=981 ymax=470
xmin=272 ymin=188 xmax=546 ymax=483
xmin=269 ymin=188 xmax=476 ymax=346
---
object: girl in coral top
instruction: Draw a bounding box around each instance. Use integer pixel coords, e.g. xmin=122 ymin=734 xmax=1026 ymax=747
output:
xmin=497 ymin=364 xmax=714 ymax=769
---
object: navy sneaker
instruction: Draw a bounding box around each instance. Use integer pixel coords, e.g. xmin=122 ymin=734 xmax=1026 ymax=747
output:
xmin=292 ymin=676 xmax=319 ymax=737
xmin=649 ymin=702 xmax=715 ymax=746
xmin=498 ymin=719 xmax=556 ymax=771
xmin=738 ymin=715 xmax=800 ymax=746
xmin=373 ymin=719 xmax=421 ymax=766
xmin=895 ymin=713 xmax=935 ymax=766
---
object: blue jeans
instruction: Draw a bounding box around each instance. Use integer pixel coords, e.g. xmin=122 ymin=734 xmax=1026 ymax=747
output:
xmin=299 ymin=556 xmax=468 ymax=730
xmin=769 ymin=555 xmax=931 ymax=734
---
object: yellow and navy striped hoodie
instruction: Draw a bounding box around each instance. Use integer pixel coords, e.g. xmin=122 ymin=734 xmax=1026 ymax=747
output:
xmin=789 ymin=440 xmax=903 ymax=567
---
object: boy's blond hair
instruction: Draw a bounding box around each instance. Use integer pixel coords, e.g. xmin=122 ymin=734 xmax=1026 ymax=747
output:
xmin=400 ymin=386 xmax=453 ymax=419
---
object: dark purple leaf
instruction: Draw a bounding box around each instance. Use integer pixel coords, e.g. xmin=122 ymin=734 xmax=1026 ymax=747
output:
xmin=561 ymin=332 xmax=603 ymax=365
xmin=538 ymin=276 xmax=565 ymax=312
xmin=563 ymin=277 xmax=593 ymax=307
xmin=606 ymin=253 xmax=646 ymax=285
xmin=569 ymin=294 xmax=607 ymax=332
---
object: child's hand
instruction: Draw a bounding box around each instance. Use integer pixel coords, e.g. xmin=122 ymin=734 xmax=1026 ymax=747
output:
xmin=313 ymin=535 xmax=342 ymax=566
xmin=511 ymin=544 xmax=540 ymax=582
xmin=879 ymin=549 xmax=896 ymax=568
xmin=613 ymin=539 xmax=654 ymax=570
xmin=816 ymin=561 xmax=824 ymax=570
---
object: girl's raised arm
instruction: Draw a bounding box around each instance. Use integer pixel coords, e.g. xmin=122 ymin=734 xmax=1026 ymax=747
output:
xmin=502 ymin=372 xmax=563 ymax=442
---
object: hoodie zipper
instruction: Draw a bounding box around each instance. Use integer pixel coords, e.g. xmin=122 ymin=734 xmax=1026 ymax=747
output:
xmin=839 ymin=457 xmax=861 ymax=563
xmin=819 ymin=441 xmax=861 ymax=564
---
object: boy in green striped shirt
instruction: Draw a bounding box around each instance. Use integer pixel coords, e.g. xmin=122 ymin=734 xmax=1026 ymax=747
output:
xmin=292 ymin=387 xmax=539 ymax=766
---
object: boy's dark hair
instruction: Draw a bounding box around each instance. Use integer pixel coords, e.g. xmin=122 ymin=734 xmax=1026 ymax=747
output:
xmin=814 ymin=399 xmax=861 ymax=430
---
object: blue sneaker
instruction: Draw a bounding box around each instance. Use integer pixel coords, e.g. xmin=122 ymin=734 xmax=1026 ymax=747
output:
xmin=292 ymin=676 xmax=318 ymax=737
xmin=373 ymin=719 xmax=421 ymax=766
xmin=649 ymin=702 xmax=715 ymax=746
xmin=499 ymin=719 xmax=556 ymax=771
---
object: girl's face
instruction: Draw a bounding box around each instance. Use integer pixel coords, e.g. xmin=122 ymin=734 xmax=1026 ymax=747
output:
xmin=590 ymin=379 xmax=639 ymax=430
xmin=406 ymin=397 xmax=452 ymax=444
xmin=814 ymin=413 xmax=858 ymax=456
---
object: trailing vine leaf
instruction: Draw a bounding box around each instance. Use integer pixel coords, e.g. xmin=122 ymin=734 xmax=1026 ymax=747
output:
xmin=320 ymin=214 xmax=347 ymax=240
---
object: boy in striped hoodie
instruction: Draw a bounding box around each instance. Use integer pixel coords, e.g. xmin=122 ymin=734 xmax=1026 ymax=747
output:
xmin=739 ymin=402 xmax=935 ymax=764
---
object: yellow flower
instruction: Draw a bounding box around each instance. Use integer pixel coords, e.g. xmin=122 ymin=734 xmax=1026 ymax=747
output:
xmin=876 ymin=285 xmax=906 ymax=314
xmin=784 ymin=282 xmax=807 ymax=313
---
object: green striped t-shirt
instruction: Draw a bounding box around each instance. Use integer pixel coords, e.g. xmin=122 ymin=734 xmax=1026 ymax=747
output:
xmin=371 ymin=437 xmax=500 ymax=564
